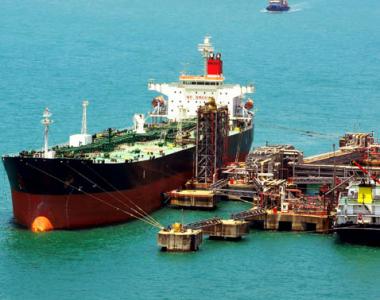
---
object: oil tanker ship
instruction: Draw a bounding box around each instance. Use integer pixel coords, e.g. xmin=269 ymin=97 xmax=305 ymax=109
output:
xmin=2 ymin=36 xmax=255 ymax=230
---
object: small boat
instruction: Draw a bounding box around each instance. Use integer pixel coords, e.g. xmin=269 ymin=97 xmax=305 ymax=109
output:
xmin=266 ymin=0 xmax=290 ymax=12
xmin=335 ymin=179 xmax=380 ymax=246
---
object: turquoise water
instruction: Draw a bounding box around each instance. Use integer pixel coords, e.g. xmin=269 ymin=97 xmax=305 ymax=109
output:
xmin=1 ymin=0 xmax=380 ymax=299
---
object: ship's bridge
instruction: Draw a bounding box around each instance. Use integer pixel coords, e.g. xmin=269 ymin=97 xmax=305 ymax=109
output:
xmin=179 ymin=75 xmax=224 ymax=86
xmin=148 ymin=78 xmax=254 ymax=122
xmin=147 ymin=36 xmax=255 ymax=122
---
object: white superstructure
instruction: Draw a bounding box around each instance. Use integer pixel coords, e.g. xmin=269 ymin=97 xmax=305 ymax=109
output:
xmin=336 ymin=181 xmax=380 ymax=226
xmin=148 ymin=36 xmax=255 ymax=123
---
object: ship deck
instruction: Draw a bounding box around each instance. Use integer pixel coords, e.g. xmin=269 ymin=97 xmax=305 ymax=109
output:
xmin=90 ymin=127 xmax=242 ymax=164
xmin=90 ymin=140 xmax=194 ymax=164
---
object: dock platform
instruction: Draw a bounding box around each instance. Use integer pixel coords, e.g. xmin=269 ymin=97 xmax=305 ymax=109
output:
xmin=247 ymin=210 xmax=330 ymax=233
xmin=158 ymin=224 xmax=203 ymax=251
xmin=206 ymin=219 xmax=249 ymax=240
xmin=168 ymin=189 xmax=217 ymax=209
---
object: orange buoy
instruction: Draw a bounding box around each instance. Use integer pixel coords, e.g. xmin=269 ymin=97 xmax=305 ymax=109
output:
xmin=31 ymin=216 xmax=54 ymax=233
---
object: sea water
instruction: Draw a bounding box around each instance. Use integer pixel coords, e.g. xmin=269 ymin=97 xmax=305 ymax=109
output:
xmin=0 ymin=0 xmax=379 ymax=299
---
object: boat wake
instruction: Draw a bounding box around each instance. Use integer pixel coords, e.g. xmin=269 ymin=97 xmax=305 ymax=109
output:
xmin=288 ymin=7 xmax=302 ymax=13
xmin=288 ymin=2 xmax=308 ymax=12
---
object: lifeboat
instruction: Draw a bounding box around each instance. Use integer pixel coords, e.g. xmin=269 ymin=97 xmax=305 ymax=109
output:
xmin=151 ymin=96 xmax=166 ymax=107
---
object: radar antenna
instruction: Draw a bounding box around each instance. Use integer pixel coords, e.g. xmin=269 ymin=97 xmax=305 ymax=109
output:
xmin=81 ymin=100 xmax=89 ymax=134
xmin=41 ymin=107 xmax=53 ymax=158
xmin=198 ymin=35 xmax=214 ymax=76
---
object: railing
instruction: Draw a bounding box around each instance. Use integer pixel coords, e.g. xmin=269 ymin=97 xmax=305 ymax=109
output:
xmin=231 ymin=208 xmax=267 ymax=221
xmin=184 ymin=217 xmax=222 ymax=230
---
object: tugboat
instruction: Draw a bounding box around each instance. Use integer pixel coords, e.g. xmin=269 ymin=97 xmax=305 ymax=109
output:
xmin=335 ymin=176 xmax=380 ymax=246
xmin=266 ymin=0 xmax=290 ymax=12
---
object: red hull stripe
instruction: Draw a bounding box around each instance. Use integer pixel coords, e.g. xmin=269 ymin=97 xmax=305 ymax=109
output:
xmin=12 ymin=170 xmax=192 ymax=229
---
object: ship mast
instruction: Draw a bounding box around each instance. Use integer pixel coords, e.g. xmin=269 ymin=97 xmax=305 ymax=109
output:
xmin=198 ymin=35 xmax=214 ymax=76
xmin=41 ymin=107 xmax=53 ymax=158
xmin=81 ymin=100 xmax=89 ymax=134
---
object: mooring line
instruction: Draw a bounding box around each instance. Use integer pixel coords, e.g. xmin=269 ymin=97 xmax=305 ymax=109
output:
xmin=66 ymin=164 xmax=162 ymax=228
xmin=26 ymin=162 xmax=162 ymax=229
xmin=83 ymin=164 xmax=164 ymax=227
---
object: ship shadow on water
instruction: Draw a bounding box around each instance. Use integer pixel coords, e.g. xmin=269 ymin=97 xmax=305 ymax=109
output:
xmin=333 ymin=233 xmax=380 ymax=248
xmin=331 ymin=238 xmax=380 ymax=273
xmin=260 ymin=8 xmax=303 ymax=14
xmin=2 ymin=216 xmax=157 ymax=262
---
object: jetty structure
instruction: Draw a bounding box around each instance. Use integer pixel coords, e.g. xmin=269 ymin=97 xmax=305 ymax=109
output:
xmin=166 ymin=97 xmax=229 ymax=209
xmin=184 ymin=217 xmax=249 ymax=240
xmin=2 ymin=36 xmax=255 ymax=231
xmin=157 ymin=217 xmax=250 ymax=252
xmin=165 ymin=123 xmax=380 ymax=238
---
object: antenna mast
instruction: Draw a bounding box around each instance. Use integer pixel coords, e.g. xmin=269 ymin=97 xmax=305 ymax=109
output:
xmin=81 ymin=100 xmax=89 ymax=135
xmin=198 ymin=35 xmax=214 ymax=76
xmin=41 ymin=108 xmax=53 ymax=158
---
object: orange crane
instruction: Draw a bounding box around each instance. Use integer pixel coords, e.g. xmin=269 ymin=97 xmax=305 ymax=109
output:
xmin=352 ymin=160 xmax=380 ymax=184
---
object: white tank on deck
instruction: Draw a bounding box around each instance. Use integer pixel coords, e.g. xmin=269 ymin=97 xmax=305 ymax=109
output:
xmin=134 ymin=114 xmax=146 ymax=134
xmin=69 ymin=133 xmax=92 ymax=147
xmin=45 ymin=150 xmax=56 ymax=159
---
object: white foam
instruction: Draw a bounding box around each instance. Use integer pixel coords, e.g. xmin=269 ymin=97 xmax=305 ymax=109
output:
xmin=288 ymin=8 xmax=302 ymax=13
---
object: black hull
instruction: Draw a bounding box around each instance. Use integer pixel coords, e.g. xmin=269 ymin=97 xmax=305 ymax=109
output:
xmin=266 ymin=6 xmax=290 ymax=12
xmin=335 ymin=225 xmax=380 ymax=246
xmin=2 ymin=127 xmax=253 ymax=229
